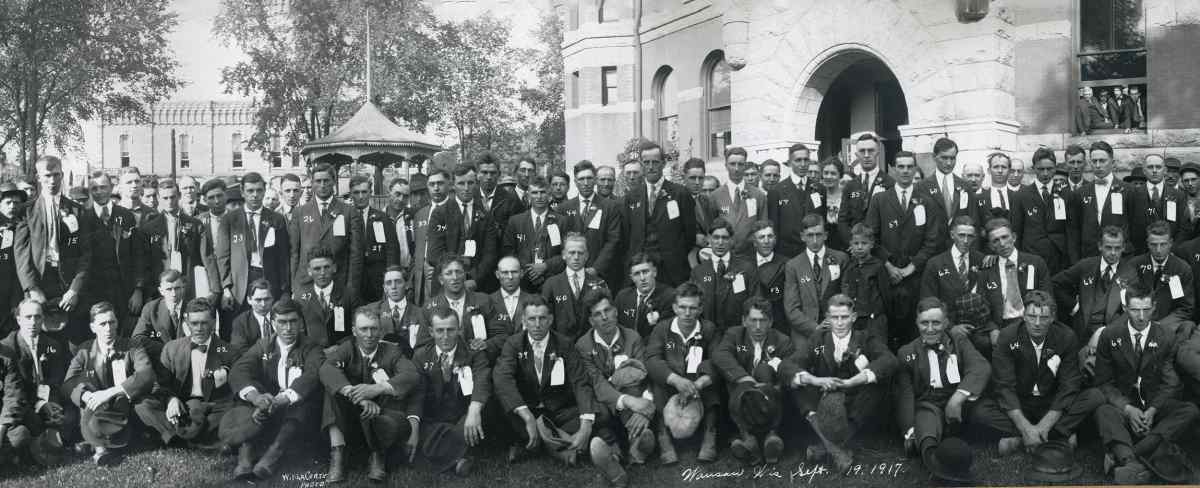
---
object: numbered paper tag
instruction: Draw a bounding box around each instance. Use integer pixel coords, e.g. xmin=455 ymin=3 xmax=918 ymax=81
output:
xmin=613 ymin=354 xmax=629 ymax=370
xmin=1170 ymin=275 xmax=1185 ymax=299
xmin=1046 ymin=354 xmax=1061 ymax=376
xmin=64 ymin=214 xmax=78 ymax=233
xmin=767 ymin=357 xmax=782 ymax=372
xmin=372 ymin=368 xmax=390 ymax=385
xmin=731 ymin=273 xmax=746 ymax=294
xmin=409 ymin=325 xmax=419 ymax=349
xmin=1026 ymin=265 xmax=1036 ymax=290
xmin=959 ymin=191 xmax=969 ymax=210
xmin=854 ymin=354 xmax=869 ymax=371
xmin=913 ymin=205 xmax=926 ymax=226
xmin=170 ymin=251 xmax=183 ymax=272
xmin=333 ymin=306 xmax=346 ymax=332
xmin=1 ymin=229 xmax=11 ymax=250
xmin=458 ymin=366 xmax=474 ymax=395
xmin=547 ymin=224 xmax=561 ymax=247
xmin=1111 ymin=193 xmax=1123 ymax=214
xmin=746 ymin=198 xmax=757 ymax=217
xmin=471 ymin=314 xmax=486 ymax=340
xmin=811 ymin=192 xmax=823 ymax=208
xmin=214 ymin=368 xmax=227 ymax=388
xmin=686 ymin=346 xmax=703 ymax=374
xmin=872 ymin=185 xmax=884 ymax=195
xmin=666 ymin=200 xmax=680 ymax=220
xmin=250 ymin=249 xmax=263 ymax=268
xmin=194 ymin=266 xmax=210 ymax=295
xmin=264 ymin=227 xmax=276 ymax=248
xmin=828 ymin=264 xmax=841 ymax=281
xmin=112 ymin=359 xmax=127 ymax=385
xmin=333 ymin=214 xmax=346 ymax=236
xmin=373 ymin=221 xmax=386 ymax=243
xmin=945 ymin=354 xmax=961 ymax=384
xmin=287 ymin=366 xmax=302 ymax=387
xmin=1054 ymin=197 xmax=1066 ymax=220
xmin=549 ymin=357 xmax=565 ymax=386
xmin=1167 ymin=201 xmax=1178 ymax=222
xmin=463 ymin=239 xmax=477 ymax=257
xmin=588 ymin=209 xmax=603 ymax=230
xmin=37 ymin=384 xmax=50 ymax=402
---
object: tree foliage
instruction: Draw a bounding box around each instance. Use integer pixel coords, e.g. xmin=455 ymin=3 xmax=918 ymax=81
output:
xmin=0 ymin=0 xmax=183 ymax=172
xmin=520 ymin=12 xmax=565 ymax=170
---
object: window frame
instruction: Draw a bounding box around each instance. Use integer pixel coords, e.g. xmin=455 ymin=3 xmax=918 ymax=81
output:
xmin=601 ymin=66 xmax=618 ymax=107
xmin=701 ymin=51 xmax=732 ymax=159
xmin=653 ymin=66 xmax=678 ymax=150
xmin=570 ymin=71 xmax=580 ymax=109
xmin=119 ymin=134 xmax=130 ymax=167
xmin=231 ymin=132 xmax=244 ymax=169
xmin=178 ymin=133 xmax=190 ymax=169
xmin=1073 ymin=0 xmax=1148 ymax=130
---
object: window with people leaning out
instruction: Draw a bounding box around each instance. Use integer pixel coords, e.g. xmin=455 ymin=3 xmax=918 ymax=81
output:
xmin=1076 ymin=84 xmax=1147 ymax=135
xmin=1075 ymin=0 xmax=1147 ymax=135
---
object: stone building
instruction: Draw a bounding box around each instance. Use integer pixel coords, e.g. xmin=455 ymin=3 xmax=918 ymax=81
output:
xmin=560 ymin=0 xmax=1200 ymax=176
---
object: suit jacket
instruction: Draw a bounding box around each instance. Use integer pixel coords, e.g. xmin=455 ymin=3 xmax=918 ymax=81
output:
xmin=751 ymin=253 xmax=789 ymax=328
xmin=411 ymin=338 xmax=492 ymax=423
xmin=355 ymin=206 xmax=402 ymax=302
xmin=920 ymin=249 xmax=985 ymax=306
xmin=426 ymin=292 xmax=495 ymax=355
xmin=974 ymin=186 xmax=1016 ymax=224
xmin=229 ymin=310 xmax=274 ymax=358
xmin=0 ymin=332 xmax=70 ymax=420
xmin=1173 ymin=238 xmax=1200 ymax=323
xmin=229 ymin=336 xmax=325 ymax=404
xmin=768 ymin=177 xmax=824 ymax=258
xmin=288 ymin=198 xmax=363 ymax=306
xmin=1093 ymin=321 xmax=1181 ymax=410
xmin=64 ymin=338 xmax=155 ymax=406
xmin=492 ymin=331 xmax=594 ymax=416
xmin=979 ymin=252 xmax=1050 ymax=326
xmin=559 ymin=196 xmax=623 ymax=285
xmin=132 ymin=298 xmax=189 ymax=359
xmin=575 ymin=327 xmax=645 ymax=410
xmin=838 ymin=172 xmax=895 ymax=241
xmin=783 ymin=249 xmax=850 ymax=339
xmin=1127 ymin=184 xmax=1192 ymax=254
xmin=622 ymin=180 xmax=696 ymax=286
xmin=1052 ymin=257 xmax=1127 ymax=340
xmin=486 ymin=289 xmax=538 ymax=360
xmin=14 ymin=195 xmax=93 ymax=295
xmin=502 ymin=209 xmax=567 ymax=286
xmin=217 ymin=207 xmax=290 ymax=304
xmin=427 ymin=198 xmax=497 ymax=287
xmin=319 ymin=340 xmax=420 ymax=414
xmin=141 ymin=211 xmax=204 ymax=297
xmin=795 ymin=329 xmax=897 ymax=381
xmin=990 ymin=322 xmax=1082 ymax=413
xmin=895 ymin=331 xmax=990 ymax=432
xmin=864 ymin=185 xmax=941 ymax=271
xmin=477 ymin=187 xmax=525 ymax=238
xmin=691 ymin=257 xmax=755 ymax=334
xmin=614 ymin=284 xmax=676 ymax=339
xmin=840 ymin=255 xmax=892 ymax=319
xmin=541 ymin=271 xmax=609 ymax=340
xmin=1117 ymin=254 xmax=1194 ymax=325
xmin=644 ymin=318 xmax=718 ymax=384
xmin=692 ymin=192 xmax=718 ymax=240
xmin=360 ymin=298 xmax=432 ymax=357
xmin=157 ymin=336 xmax=238 ymax=402
xmin=410 ymin=203 xmax=436 ymax=305
xmin=916 ymin=173 xmax=972 ymax=251
xmin=1068 ymin=179 xmax=1131 ymax=262
xmin=85 ymin=204 xmax=146 ymax=300
xmin=711 ymin=183 xmax=768 ymax=258
xmin=1011 ymin=183 xmax=1071 ymax=273
xmin=194 ymin=210 xmax=225 ymax=299
xmin=712 ymin=326 xmax=799 ymax=385
xmin=293 ymin=282 xmax=355 ymax=347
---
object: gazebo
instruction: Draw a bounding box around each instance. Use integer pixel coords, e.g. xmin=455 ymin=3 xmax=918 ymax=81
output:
xmin=301 ymin=101 xmax=441 ymax=195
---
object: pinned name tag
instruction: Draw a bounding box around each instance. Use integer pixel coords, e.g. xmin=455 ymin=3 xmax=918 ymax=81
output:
xmin=409 ymin=325 xmax=419 ymax=349
xmin=1054 ymin=197 xmax=1066 ymax=220
xmin=250 ymin=249 xmax=262 ymax=268
xmin=811 ymin=192 xmax=823 ymax=208
xmin=746 ymin=198 xmax=757 ymax=217
xmin=666 ymin=200 xmax=680 ymax=220
xmin=1 ymin=229 xmax=11 ymax=250
xmin=613 ymin=354 xmax=629 ymax=369
xmin=333 ymin=306 xmax=346 ymax=332
xmin=287 ymin=366 xmax=302 ymax=387
xmin=373 ymin=221 xmax=387 ymax=243
xmin=459 ymin=366 xmax=474 ymax=395
xmin=1026 ymin=265 xmax=1036 ymax=290
xmin=829 ymin=264 xmax=841 ymax=281
xmin=194 ymin=265 xmax=210 ymax=295
xmin=549 ymin=357 xmax=565 ymax=386
xmin=64 ymin=214 xmax=78 ymax=233
xmin=333 ymin=214 xmax=346 ymax=236
xmin=945 ymin=354 xmax=961 ymax=384
xmin=588 ymin=209 xmax=603 ymax=230
xmin=913 ymin=205 xmax=926 ymax=226
xmin=112 ymin=359 xmax=128 ymax=384
xmin=170 ymin=251 xmax=183 ymax=272
xmin=854 ymin=354 xmax=869 ymax=371
xmin=1170 ymin=275 xmax=1185 ymax=299
xmin=1046 ymin=354 xmax=1061 ymax=376
xmin=732 ymin=273 xmax=746 ymax=294
xmin=264 ymin=227 xmax=276 ymax=248
xmin=686 ymin=346 xmax=703 ymax=374
xmin=767 ymin=357 xmax=782 ymax=372
xmin=1111 ymin=193 xmax=1123 ymax=214
xmin=1167 ymin=201 xmax=1178 ymax=222
xmin=463 ymin=239 xmax=477 ymax=257
xmin=547 ymin=224 xmax=561 ymax=246
xmin=372 ymin=368 xmax=390 ymax=385
xmin=959 ymin=191 xmax=969 ymax=210
xmin=471 ymin=314 xmax=486 ymax=340
xmin=37 ymin=384 xmax=50 ymax=402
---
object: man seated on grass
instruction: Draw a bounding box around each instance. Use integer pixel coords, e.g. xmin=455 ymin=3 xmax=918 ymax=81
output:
xmin=713 ymin=296 xmax=799 ymax=465
xmin=64 ymin=302 xmax=155 ymax=466
xmin=319 ymin=308 xmax=421 ymax=483
xmin=789 ymin=294 xmax=896 ymax=471
xmin=0 ymin=298 xmax=74 ymax=466
xmin=135 ymin=298 xmax=238 ymax=449
xmin=644 ymin=281 xmax=719 ymax=464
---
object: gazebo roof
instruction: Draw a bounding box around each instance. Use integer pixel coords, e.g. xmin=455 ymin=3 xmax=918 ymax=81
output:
xmin=302 ymin=101 xmax=441 ymax=153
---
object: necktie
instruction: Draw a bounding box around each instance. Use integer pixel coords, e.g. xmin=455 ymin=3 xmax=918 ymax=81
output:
xmin=534 ymin=214 xmax=543 ymax=237
xmin=861 ymin=174 xmax=869 ymax=193
xmin=533 ymin=344 xmax=544 ymax=381
xmin=1101 ymin=265 xmax=1114 ymax=293
xmin=1152 ymin=186 xmax=1160 ymax=206
xmin=191 ymin=343 xmax=208 ymax=354
xmin=321 ymin=290 xmax=330 ymax=310
xmin=716 ymin=257 xmax=726 ymax=278
xmin=942 ymin=176 xmax=954 ymax=213
xmin=900 ymin=189 xmax=909 ymax=211
xmin=248 ymin=211 xmax=258 ymax=253
xmin=571 ymin=272 xmax=581 ymax=298
xmin=462 ymin=205 xmax=471 ymax=233
xmin=319 ymin=201 xmax=327 ymax=218
xmin=260 ymin=316 xmax=272 ymax=343
xmin=1006 ymin=259 xmax=1023 ymax=312
xmin=171 ymin=306 xmax=180 ymax=329
xmin=811 ymin=252 xmax=823 ymax=289
xmin=926 ymin=344 xmax=943 ymax=388
xmin=1041 ymin=185 xmax=1051 ymax=204
xmin=958 ymin=254 xmax=969 ymax=286
xmin=100 ymin=205 xmax=110 ymax=226
xmin=1133 ymin=332 xmax=1143 ymax=362
xmin=636 ymin=294 xmax=647 ymax=326
xmin=392 ymin=305 xmax=401 ymax=322
xmin=999 ymin=190 xmax=1008 ymax=210
xmin=582 ymin=199 xmax=591 ymax=220
xmin=440 ymin=352 xmax=452 ymax=382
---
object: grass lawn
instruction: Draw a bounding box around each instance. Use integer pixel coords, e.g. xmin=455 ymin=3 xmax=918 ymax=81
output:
xmin=0 ymin=429 xmax=1134 ymax=488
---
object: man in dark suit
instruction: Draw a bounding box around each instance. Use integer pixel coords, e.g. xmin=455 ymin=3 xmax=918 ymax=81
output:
xmin=410 ymin=172 xmax=450 ymax=305
xmin=978 ymin=218 xmax=1051 ymax=356
xmin=980 ymin=153 xmax=1018 ymax=219
xmin=748 ymin=221 xmax=788 ymax=328
xmin=142 ymin=180 xmax=204 ymax=301
xmin=682 ymin=158 xmax=717 ymax=254
xmin=788 ymin=294 xmax=897 ymax=470
xmin=64 ymin=301 xmax=155 ymax=465
xmin=1092 ymin=288 xmax=1199 ymax=483
xmin=1011 ymin=148 xmax=1072 ymax=274
xmin=920 ymin=216 xmax=986 ymax=312
xmin=288 ymin=162 xmax=363 ymax=309
xmin=712 ymin=146 xmax=767 ymax=258
xmin=0 ymin=183 xmax=25 ymax=336
xmin=0 ymin=299 xmax=74 ymax=462
xmin=502 ymin=177 xmax=565 ymax=291
xmin=615 ymin=253 xmax=676 ymax=338
xmin=223 ymin=299 xmax=326 ymax=481
xmin=623 ymin=141 xmax=696 ymax=286
xmin=542 ymin=234 xmax=610 ymax=340
xmin=768 ymin=143 xmax=824 ymax=259
xmin=15 ymin=155 xmax=93 ymax=345
xmin=349 ymin=175 xmax=401 ymax=304
xmin=135 ymin=299 xmax=237 ymax=448
xmin=132 ymin=270 xmax=192 ymax=364
xmin=84 ymin=171 xmax=146 ymax=336
xmin=692 ymin=218 xmax=755 ymax=335
xmin=218 ymin=172 xmax=290 ymax=318
xmin=969 ymin=291 xmax=1103 ymax=454
xmin=318 ymin=308 xmax=421 ymax=482
xmin=360 ymin=266 xmax=432 ymax=358
xmin=561 ymin=161 xmax=623 ymax=292
xmin=383 ymin=177 xmax=413 ymax=272
xmin=426 ymin=256 xmax=495 ymax=361
xmin=783 ymin=214 xmax=849 ymax=342
xmin=492 ymin=297 xmax=598 ymax=467
xmin=1128 ymin=155 xmax=1192 ymax=253
xmin=1068 ymin=141 xmax=1130 ymax=263
xmin=839 ymin=134 xmax=894 ymax=242
xmin=1117 ymin=221 xmax=1194 ymax=326
xmin=1052 ymin=226 xmax=1128 ymax=341
xmin=915 ymin=138 xmax=968 ymax=252
xmin=476 ymin=154 xmax=525 ymax=239
xmin=428 ymin=167 xmax=498 ymax=295
xmin=486 ymin=256 xmax=535 ymax=361
xmin=197 ymin=179 xmax=228 ymax=310
xmin=276 ymin=174 xmax=303 ymax=222
xmin=1063 ymin=145 xmax=1088 ymax=193
xmin=410 ymin=306 xmax=490 ymax=476
xmin=864 ymin=151 xmax=941 ymax=348
xmin=713 ymin=297 xmax=799 ymax=465
xmin=292 ymin=247 xmax=353 ymax=348
xmin=229 ymin=279 xmax=276 ymax=357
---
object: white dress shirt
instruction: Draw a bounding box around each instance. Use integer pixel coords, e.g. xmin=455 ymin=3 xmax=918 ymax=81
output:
xmin=190 ymin=338 xmax=212 ymax=397
xmin=502 ymin=290 xmax=521 ymax=320
xmin=998 ymin=251 xmax=1024 ymax=319
xmin=756 ymin=253 xmax=774 ymax=267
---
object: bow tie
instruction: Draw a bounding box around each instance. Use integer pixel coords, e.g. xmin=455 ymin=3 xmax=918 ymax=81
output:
xmin=191 ymin=343 xmax=209 ymax=353
xmin=923 ymin=342 xmax=944 ymax=351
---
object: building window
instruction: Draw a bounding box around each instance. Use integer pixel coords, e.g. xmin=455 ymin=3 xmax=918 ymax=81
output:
xmin=653 ymin=66 xmax=678 ymax=150
xmin=601 ymin=67 xmax=618 ymax=106
xmin=178 ymin=134 xmax=190 ymax=169
xmin=270 ymin=135 xmax=282 ymax=168
xmin=292 ymin=152 xmax=301 ymax=167
xmin=232 ymin=132 xmax=243 ymax=168
xmin=568 ymin=1 xmax=579 ymax=30
xmin=703 ymin=51 xmax=732 ymax=158
xmin=598 ymin=0 xmax=618 ymax=23
xmin=119 ymin=134 xmax=130 ymax=167
xmin=570 ymin=71 xmax=580 ymax=108
xmin=1077 ymin=0 xmax=1146 ymax=131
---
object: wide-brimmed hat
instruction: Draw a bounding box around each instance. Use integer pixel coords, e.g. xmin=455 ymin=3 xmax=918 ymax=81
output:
xmin=1124 ymin=167 xmax=1147 ymax=183
xmin=730 ymin=382 xmax=780 ymax=436
xmin=536 ymin=415 xmax=578 ymax=465
xmin=40 ymin=302 xmax=68 ymax=333
xmin=224 ymin=188 xmax=244 ymax=203
xmin=813 ymin=392 xmax=851 ymax=445
xmin=498 ymin=175 xmax=517 ymax=187
xmin=1028 ymin=439 xmax=1082 ymax=483
xmin=218 ymin=405 xmax=265 ymax=446
xmin=923 ymin=437 xmax=974 ymax=483
xmin=663 ymin=393 xmax=703 ymax=439
xmin=610 ymin=358 xmax=647 ymax=390
xmin=83 ymin=399 xmax=131 ymax=448
xmin=420 ymin=422 xmax=467 ymax=473
xmin=1139 ymin=441 xmax=1193 ymax=484
xmin=0 ymin=182 xmax=27 ymax=202
xmin=409 ymin=173 xmax=428 ymax=192
xmin=176 ymin=399 xmax=211 ymax=440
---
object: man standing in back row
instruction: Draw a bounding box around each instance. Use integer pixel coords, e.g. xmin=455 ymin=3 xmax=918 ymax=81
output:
xmin=623 ymin=141 xmax=696 ymax=287
xmin=289 ymin=163 xmax=362 ymax=310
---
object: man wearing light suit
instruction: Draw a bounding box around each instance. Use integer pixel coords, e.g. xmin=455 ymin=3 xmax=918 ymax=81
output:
xmin=410 ymin=171 xmax=451 ymax=305
xmin=783 ymin=214 xmax=849 ymax=343
xmin=712 ymin=146 xmax=767 ymax=259
xmin=218 ymin=172 xmax=290 ymax=319
xmin=288 ymin=162 xmax=362 ymax=309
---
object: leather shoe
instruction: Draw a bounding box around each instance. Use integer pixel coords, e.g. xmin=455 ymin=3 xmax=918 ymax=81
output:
xmin=234 ymin=444 xmax=255 ymax=481
xmin=327 ymin=446 xmax=346 ymax=483
xmin=762 ymin=432 xmax=783 ymax=464
xmin=367 ymin=451 xmax=386 ymax=482
xmin=454 ymin=458 xmax=472 ymax=477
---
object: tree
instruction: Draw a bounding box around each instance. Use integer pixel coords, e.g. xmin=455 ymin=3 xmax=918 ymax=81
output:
xmin=520 ymin=12 xmax=564 ymax=170
xmin=0 ymin=0 xmax=183 ymax=172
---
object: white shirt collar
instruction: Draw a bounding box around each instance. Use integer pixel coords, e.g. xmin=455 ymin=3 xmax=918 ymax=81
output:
xmin=93 ymin=201 xmax=113 ymax=216
xmin=457 ymin=196 xmax=472 ymax=209
xmin=895 ymin=184 xmax=913 ymax=198
xmin=1097 ymin=174 xmax=1113 ymax=186
xmin=951 ymin=246 xmax=968 ymax=264
xmin=832 ymin=330 xmax=852 ymax=350
xmin=1001 ymin=250 xmax=1020 ymax=265
xmin=790 ymin=173 xmax=805 ymax=187
xmin=1007 ymin=183 xmax=1022 ymax=192
xmin=1149 ymin=182 xmax=1163 ymax=193
xmin=1100 ymin=259 xmax=1119 ymax=274
xmin=192 ymin=337 xmax=213 ymax=350
xmin=314 ymin=282 xmax=334 ymax=297
xmin=593 ymin=329 xmax=620 ymax=350
xmin=276 ymin=337 xmax=294 ymax=353
xmin=388 ymin=297 xmax=408 ymax=311
xmin=670 ymin=318 xmax=701 ymax=343
xmin=938 ymin=171 xmax=955 ymax=187
xmin=530 ymin=208 xmax=547 ymax=220
xmin=437 ymin=344 xmax=457 ymax=357
xmin=1128 ymin=322 xmax=1152 ymax=345
xmin=756 ymin=253 xmax=774 ymax=266
xmin=502 ymin=288 xmax=521 ymax=300
xmin=358 ymin=346 xmax=378 ymax=361
xmin=711 ymin=253 xmax=729 ymax=272
xmin=809 ymin=246 xmax=825 ymax=263
xmin=527 ymin=334 xmax=548 ymax=350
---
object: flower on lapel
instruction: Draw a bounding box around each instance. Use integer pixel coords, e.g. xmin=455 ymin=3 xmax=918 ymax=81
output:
xmin=691 ymin=332 xmax=703 ymax=344
xmin=656 ymin=188 xmax=667 ymax=201
xmin=548 ymin=352 xmax=558 ymax=363
xmin=1160 ymin=274 xmax=1172 ymax=284
xmin=665 ymin=341 xmax=675 ymax=351
xmin=1148 ymin=341 xmax=1158 ymax=349
xmin=927 ymin=187 xmax=936 ymax=195
xmin=766 ymin=345 xmax=776 ymax=356
xmin=453 ymin=365 xmax=463 ymax=375
xmin=1083 ymin=196 xmax=1093 ymax=205
xmin=262 ymin=352 xmax=271 ymax=361
xmin=843 ymin=347 xmax=862 ymax=363
xmin=38 ymin=353 xmax=47 ymax=363
xmin=370 ymin=361 xmax=380 ymax=370
xmin=646 ymin=311 xmax=660 ymax=324
xmin=722 ymin=272 xmax=736 ymax=281
xmin=609 ymin=342 xmax=621 ymax=354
